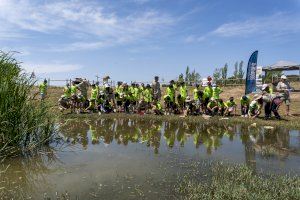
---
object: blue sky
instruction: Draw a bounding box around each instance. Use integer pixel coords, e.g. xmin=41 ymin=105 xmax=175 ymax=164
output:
xmin=1 ymin=0 xmax=300 ymax=83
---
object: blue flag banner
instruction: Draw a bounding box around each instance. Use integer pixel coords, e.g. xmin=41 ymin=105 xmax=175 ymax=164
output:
xmin=245 ymin=51 xmax=258 ymax=95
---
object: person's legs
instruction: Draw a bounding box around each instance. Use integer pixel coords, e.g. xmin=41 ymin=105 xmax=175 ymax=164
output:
xmin=264 ymin=102 xmax=272 ymax=119
xmin=219 ymin=108 xmax=225 ymax=116
xmin=124 ymin=100 xmax=130 ymax=113
xmin=271 ymin=103 xmax=281 ymax=119
xmin=272 ymin=98 xmax=282 ymax=119
xmin=285 ymin=99 xmax=291 ymax=116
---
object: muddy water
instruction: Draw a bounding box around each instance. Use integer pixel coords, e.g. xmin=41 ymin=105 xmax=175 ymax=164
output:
xmin=1 ymin=118 xmax=300 ymax=199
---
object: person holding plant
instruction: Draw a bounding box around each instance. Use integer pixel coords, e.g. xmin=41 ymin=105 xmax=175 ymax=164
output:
xmin=225 ymin=97 xmax=237 ymax=116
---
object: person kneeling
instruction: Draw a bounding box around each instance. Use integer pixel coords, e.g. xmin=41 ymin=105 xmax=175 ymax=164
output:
xmin=240 ymin=95 xmax=250 ymax=117
xmin=152 ymin=100 xmax=163 ymax=115
xmin=225 ymin=97 xmax=237 ymax=116
xmin=248 ymin=94 xmax=263 ymax=119
xmin=183 ymin=96 xmax=196 ymax=116
xmin=218 ymin=99 xmax=226 ymax=116
xmin=58 ymin=95 xmax=71 ymax=112
xmin=207 ymin=98 xmax=219 ymax=116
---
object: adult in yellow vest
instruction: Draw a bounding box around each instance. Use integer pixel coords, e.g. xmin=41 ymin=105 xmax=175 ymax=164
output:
xmin=164 ymin=82 xmax=176 ymax=114
xmin=86 ymin=84 xmax=98 ymax=112
xmin=115 ymin=81 xmax=123 ymax=111
xmin=212 ymin=83 xmax=223 ymax=100
xmin=193 ymin=84 xmax=204 ymax=114
xmin=177 ymin=82 xmax=187 ymax=112
xmin=63 ymin=83 xmax=71 ymax=98
xmin=203 ymin=81 xmax=213 ymax=105
xmin=39 ymin=79 xmax=48 ymax=100
xmin=143 ymin=84 xmax=153 ymax=112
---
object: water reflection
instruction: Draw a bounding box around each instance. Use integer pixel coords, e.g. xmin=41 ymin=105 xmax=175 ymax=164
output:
xmin=59 ymin=118 xmax=300 ymax=162
xmin=1 ymin=119 xmax=299 ymax=199
xmin=0 ymin=149 xmax=59 ymax=198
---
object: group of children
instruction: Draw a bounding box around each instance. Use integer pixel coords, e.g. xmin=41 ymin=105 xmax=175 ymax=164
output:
xmin=55 ymin=76 xmax=284 ymax=119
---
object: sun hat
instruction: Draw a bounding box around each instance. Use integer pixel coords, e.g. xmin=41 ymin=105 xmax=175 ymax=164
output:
xmin=262 ymin=84 xmax=269 ymax=91
xmin=281 ymin=75 xmax=287 ymax=79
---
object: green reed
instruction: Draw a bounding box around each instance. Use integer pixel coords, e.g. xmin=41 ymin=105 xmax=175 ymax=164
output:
xmin=0 ymin=51 xmax=54 ymax=157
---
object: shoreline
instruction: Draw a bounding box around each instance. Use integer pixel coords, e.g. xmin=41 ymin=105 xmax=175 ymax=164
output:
xmin=56 ymin=112 xmax=300 ymax=130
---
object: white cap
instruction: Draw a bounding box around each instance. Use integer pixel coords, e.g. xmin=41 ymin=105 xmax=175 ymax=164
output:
xmin=104 ymin=84 xmax=110 ymax=88
xmin=262 ymin=84 xmax=268 ymax=91
xmin=281 ymin=75 xmax=287 ymax=79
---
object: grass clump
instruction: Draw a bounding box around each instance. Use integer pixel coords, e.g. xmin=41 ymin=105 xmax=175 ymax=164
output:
xmin=0 ymin=51 xmax=54 ymax=157
xmin=176 ymin=162 xmax=300 ymax=200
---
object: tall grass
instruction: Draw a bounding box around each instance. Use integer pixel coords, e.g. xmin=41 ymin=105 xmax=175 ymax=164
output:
xmin=0 ymin=51 xmax=54 ymax=157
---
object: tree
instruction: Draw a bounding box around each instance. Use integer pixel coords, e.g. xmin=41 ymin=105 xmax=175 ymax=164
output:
xmin=194 ymin=72 xmax=201 ymax=83
xmin=178 ymin=73 xmax=184 ymax=82
xmin=233 ymin=62 xmax=238 ymax=78
xmin=178 ymin=67 xmax=201 ymax=84
xmin=213 ymin=68 xmax=221 ymax=81
xmin=221 ymin=63 xmax=228 ymax=79
xmin=263 ymin=71 xmax=283 ymax=83
xmin=190 ymin=69 xmax=201 ymax=83
xmin=238 ymin=61 xmax=244 ymax=79
xmin=185 ymin=66 xmax=190 ymax=82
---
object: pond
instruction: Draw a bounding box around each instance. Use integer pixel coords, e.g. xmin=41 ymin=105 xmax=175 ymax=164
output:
xmin=1 ymin=118 xmax=300 ymax=199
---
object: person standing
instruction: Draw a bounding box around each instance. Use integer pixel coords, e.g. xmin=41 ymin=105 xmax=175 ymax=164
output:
xmin=152 ymin=76 xmax=161 ymax=101
xmin=193 ymin=84 xmax=203 ymax=114
xmin=178 ymin=81 xmax=188 ymax=109
xmin=203 ymin=82 xmax=213 ymax=108
xmin=164 ymin=82 xmax=176 ymax=114
xmin=77 ymin=78 xmax=90 ymax=101
xmin=276 ymin=75 xmax=292 ymax=116
xmin=86 ymin=84 xmax=98 ymax=112
xmin=39 ymin=79 xmax=48 ymax=100
xmin=212 ymin=83 xmax=223 ymax=100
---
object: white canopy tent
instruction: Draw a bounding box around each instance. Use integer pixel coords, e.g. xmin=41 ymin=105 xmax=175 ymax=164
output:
xmin=262 ymin=60 xmax=300 ymax=81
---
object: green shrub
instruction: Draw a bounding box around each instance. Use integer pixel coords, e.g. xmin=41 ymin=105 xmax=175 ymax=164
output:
xmin=0 ymin=51 xmax=54 ymax=157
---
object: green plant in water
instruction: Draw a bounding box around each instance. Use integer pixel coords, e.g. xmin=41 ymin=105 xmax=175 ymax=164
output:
xmin=0 ymin=51 xmax=54 ymax=157
xmin=176 ymin=162 xmax=300 ymax=200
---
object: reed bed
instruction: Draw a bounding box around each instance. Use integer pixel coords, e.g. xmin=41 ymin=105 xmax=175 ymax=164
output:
xmin=0 ymin=52 xmax=54 ymax=158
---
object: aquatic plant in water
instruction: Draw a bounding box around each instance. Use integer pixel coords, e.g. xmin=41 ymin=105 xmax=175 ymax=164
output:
xmin=176 ymin=162 xmax=300 ymax=200
xmin=0 ymin=51 xmax=54 ymax=157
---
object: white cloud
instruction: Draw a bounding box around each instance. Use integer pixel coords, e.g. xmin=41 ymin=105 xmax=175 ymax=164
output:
xmin=0 ymin=0 xmax=174 ymax=51
xmin=22 ymin=63 xmax=82 ymax=74
xmin=212 ymin=13 xmax=300 ymax=37
xmin=185 ymin=12 xmax=300 ymax=44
